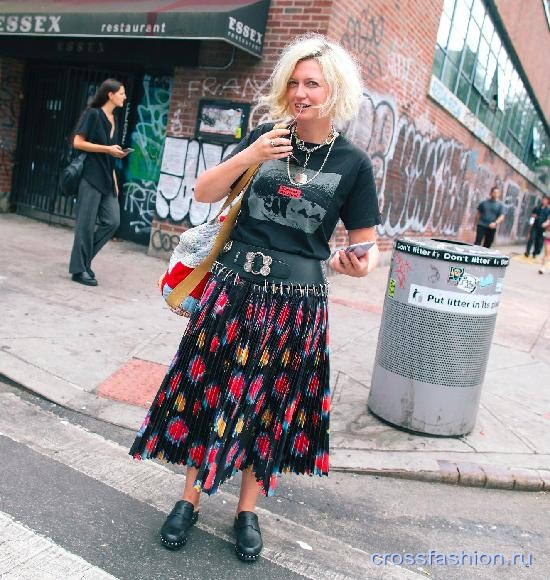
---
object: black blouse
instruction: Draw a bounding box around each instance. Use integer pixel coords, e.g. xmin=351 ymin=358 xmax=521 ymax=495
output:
xmin=75 ymin=107 xmax=119 ymax=195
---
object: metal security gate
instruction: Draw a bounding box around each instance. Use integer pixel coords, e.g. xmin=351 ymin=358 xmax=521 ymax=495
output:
xmin=13 ymin=64 xmax=135 ymax=224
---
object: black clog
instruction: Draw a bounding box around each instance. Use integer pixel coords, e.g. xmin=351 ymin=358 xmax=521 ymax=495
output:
xmin=234 ymin=511 xmax=263 ymax=562
xmin=160 ymin=500 xmax=199 ymax=550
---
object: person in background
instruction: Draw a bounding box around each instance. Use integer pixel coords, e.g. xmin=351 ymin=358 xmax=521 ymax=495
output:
xmin=538 ymin=214 xmax=550 ymax=274
xmin=474 ymin=186 xmax=505 ymax=248
xmin=525 ymin=196 xmax=550 ymax=259
xmin=68 ymin=78 xmax=129 ymax=286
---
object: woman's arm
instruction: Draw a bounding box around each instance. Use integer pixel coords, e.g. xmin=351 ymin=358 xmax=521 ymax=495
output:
xmin=329 ymin=226 xmax=379 ymax=277
xmin=194 ymin=127 xmax=292 ymax=203
xmin=73 ymin=134 xmax=127 ymax=158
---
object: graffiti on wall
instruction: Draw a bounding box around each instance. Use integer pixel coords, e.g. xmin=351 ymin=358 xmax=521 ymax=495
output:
xmin=170 ymin=75 xmax=271 ymax=138
xmin=341 ymin=7 xmax=385 ymax=79
xmin=120 ymin=75 xmax=172 ymax=242
xmin=156 ymin=79 xmax=539 ymax=246
xmin=156 ymin=137 xmax=237 ymax=225
xmin=343 ymin=91 xmax=537 ymax=241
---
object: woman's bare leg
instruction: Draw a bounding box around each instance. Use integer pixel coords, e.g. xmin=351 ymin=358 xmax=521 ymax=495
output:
xmin=236 ymin=467 xmax=261 ymax=514
xmin=540 ymin=243 xmax=549 ymax=273
xmin=182 ymin=466 xmax=201 ymax=509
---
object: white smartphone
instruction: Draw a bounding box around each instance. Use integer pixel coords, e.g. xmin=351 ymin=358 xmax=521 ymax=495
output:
xmin=343 ymin=241 xmax=375 ymax=258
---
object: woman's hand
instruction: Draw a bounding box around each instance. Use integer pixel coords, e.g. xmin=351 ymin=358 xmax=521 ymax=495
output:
xmin=245 ymin=128 xmax=293 ymax=164
xmin=107 ymin=144 xmax=128 ymax=159
xmin=329 ymin=229 xmax=379 ymax=278
xmin=329 ymin=249 xmax=371 ymax=277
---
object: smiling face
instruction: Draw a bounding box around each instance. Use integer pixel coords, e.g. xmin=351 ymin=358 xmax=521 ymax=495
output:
xmin=109 ymin=86 xmax=126 ymax=108
xmin=286 ymin=59 xmax=330 ymax=120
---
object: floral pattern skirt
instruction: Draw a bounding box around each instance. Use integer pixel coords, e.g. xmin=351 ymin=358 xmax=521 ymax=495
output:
xmin=129 ymin=263 xmax=330 ymax=496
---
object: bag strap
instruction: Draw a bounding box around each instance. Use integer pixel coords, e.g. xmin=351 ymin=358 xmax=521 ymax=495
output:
xmin=215 ymin=121 xmax=287 ymax=217
xmin=166 ymin=167 xmax=258 ymax=309
xmin=215 ymin=162 xmax=260 ymax=218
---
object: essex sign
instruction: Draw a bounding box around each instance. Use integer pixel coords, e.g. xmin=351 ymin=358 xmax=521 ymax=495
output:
xmin=0 ymin=0 xmax=270 ymax=57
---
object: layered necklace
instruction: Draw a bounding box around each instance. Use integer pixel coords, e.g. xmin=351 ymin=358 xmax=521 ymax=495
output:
xmin=286 ymin=124 xmax=339 ymax=186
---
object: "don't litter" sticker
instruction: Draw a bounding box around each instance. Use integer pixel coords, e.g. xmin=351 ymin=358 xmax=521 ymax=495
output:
xmin=408 ymin=284 xmax=500 ymax=316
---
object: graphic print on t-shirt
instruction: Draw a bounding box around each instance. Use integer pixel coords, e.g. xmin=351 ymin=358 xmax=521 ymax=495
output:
xmin=247 ymin=160 xmax=342 ymax=233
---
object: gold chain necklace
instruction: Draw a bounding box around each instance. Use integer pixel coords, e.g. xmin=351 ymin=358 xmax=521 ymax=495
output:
xmin=287 ymin=126 xmax=339 ymax=186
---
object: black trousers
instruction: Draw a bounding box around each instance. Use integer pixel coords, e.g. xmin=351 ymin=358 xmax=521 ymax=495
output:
xmin=475 ymin=225 xmax=496 ymax=248
xmin=525 ymin=226 xmax=544 ymax=257
xmin=69 ymin=179 xmax=120 ymax=274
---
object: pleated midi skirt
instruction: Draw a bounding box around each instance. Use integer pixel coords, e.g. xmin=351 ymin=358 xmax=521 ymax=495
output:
xmin=129 ymin=262 xmax=330 ymax=496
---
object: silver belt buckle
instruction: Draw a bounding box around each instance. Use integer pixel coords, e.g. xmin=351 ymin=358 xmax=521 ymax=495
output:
xmin=243 ymin=251 xmax=273 ymax=276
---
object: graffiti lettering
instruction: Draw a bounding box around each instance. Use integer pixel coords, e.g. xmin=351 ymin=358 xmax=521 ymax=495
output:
xmin=341 ymin=7 xmax=385 ymax=78
xmin=151 ymin=227 xmax=180 ymax=252
xmin=156 ymin=138 xmax=236 ymax=224
xmin=122 ymin=180 xmax=156 ymax=234
xmin=118 ymin=75 xmax=171 ymax=242
xmin=342 ymin=91 xmax=535 ymax=243
xmin=186 ymin=76 xmax=269 ymax=101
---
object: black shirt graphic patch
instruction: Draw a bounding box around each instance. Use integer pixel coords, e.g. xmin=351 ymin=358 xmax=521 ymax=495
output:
xmin=246 ymin=159 xmax=341 ymax=234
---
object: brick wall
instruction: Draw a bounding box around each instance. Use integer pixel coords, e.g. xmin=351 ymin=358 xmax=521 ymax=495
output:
xmin=326 ymin=0 xmax=546 ymax=253
xmin=149 ymin=0 xmax=333 ymax=257
xmin=150 ymin=0 xmax=548 ymax=259
xmin=0 ymin=57 xmax=24 ymax=212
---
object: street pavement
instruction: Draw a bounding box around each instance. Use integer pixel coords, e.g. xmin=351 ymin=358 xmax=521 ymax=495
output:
xmin=0 ymin=213 xmax=549 ymax=491
xmin=1 ymin=377 xmax=547 ymax=579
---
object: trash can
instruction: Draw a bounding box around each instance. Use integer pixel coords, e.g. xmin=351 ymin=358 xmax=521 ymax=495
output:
xmin=368 ymin=238 xmax=509 ymax=436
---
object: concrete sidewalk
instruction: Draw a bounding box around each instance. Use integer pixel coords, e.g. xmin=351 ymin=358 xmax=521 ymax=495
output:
xmin=1 ymin=213 xmax=549 ymax=491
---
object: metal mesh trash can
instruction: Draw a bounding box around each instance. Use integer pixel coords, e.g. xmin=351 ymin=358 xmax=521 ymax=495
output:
xmin=368 ymin=238 xmax=509 ymax=436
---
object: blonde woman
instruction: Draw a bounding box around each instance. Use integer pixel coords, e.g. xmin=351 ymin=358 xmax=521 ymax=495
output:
xmin=130 ymin=34 xmax=381 ymax=562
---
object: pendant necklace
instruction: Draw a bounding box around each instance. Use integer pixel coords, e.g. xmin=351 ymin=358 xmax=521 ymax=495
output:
xmin=287 ymin=125 xmax=339 ymax=186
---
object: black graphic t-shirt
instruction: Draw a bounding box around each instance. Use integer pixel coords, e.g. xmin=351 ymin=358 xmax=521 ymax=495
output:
xmin=75 ymin=107 xmax=119 ymax=195
xmin=225 ymin=123 xmax=380 ymax=260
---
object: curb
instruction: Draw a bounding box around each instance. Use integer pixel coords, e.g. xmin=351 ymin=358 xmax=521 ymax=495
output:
xmin=331 ymin=461 xmax=550 ymax=492
xmin=2 ymin=358 xmax=548 ymax=494
xmin=0 ymin=353 xmax=143 ymax=432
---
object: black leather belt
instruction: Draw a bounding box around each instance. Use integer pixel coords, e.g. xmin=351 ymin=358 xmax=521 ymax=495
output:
xmin=217 ymin=240 xmax=325 ymax=285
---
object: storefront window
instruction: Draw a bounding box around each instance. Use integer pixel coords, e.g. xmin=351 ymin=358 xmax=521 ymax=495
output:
xmin=431 ymin=0 xmax=550 ymax=170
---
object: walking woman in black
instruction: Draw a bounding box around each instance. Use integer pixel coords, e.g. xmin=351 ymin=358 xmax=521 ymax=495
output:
xmin=130 ymin=34 xmax=381 ymax=563
xmin=68 ymin=78 xmax=128 ymax=286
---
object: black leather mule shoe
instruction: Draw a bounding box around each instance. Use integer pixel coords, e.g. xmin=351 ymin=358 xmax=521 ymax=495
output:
xmin=234 ymin=511 xmax=263 ymax=562
xmin=160 ymin=500 xmax=199 ymax=550
xmin=71 ymin=272 xmax=98 ymax=286
xmin=86 ymin=268 xmax=96 ymax=279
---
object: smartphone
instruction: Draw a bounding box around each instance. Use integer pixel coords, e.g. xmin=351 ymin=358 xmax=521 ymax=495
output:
xmin=122 ymin=148 xmax=134 ymax=153
xmin=344 ymin=241 xmax=375 ymax=258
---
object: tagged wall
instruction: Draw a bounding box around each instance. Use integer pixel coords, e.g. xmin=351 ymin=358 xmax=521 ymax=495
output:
xmin=152 ymin=90 xmax=539 ymax=256
xmin=149 ymin=0 xmax=546 ymax=257
xmin=118 ymin=74 xmax=172 ymax=245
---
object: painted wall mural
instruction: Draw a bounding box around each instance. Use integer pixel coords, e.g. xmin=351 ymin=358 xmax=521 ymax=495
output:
xmin=119 ymin=74 xmax=172 ymax=244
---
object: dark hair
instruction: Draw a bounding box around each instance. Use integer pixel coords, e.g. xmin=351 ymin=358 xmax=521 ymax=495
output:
xmin=490 ymin=186 xmax=500 ymax=194
xmin=69 ymin=78 xmax=123 ymax=149
xmin=88 ymin=78 xmax=123 ymax=108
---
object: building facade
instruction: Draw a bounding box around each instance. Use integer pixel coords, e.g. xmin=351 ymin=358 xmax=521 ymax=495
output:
xmin=1 ymin=0 xmax=549 ymax=256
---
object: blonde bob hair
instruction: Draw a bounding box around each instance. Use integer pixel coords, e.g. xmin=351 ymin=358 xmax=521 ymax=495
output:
xmin=263 ymin=34 xmax=363 ymax=122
